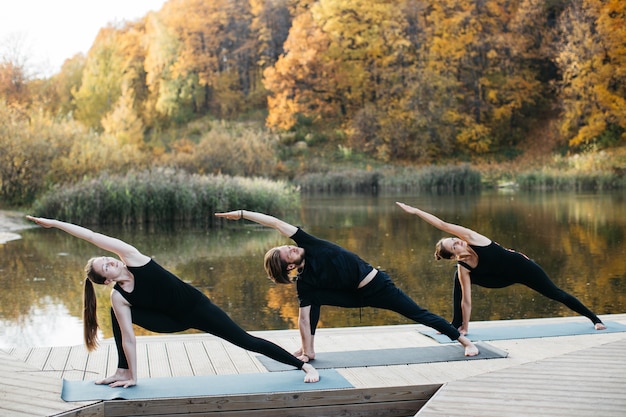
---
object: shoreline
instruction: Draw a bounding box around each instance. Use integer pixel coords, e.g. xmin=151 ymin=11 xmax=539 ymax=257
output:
xmin=0 ymin=209 xmax=31 ymax=244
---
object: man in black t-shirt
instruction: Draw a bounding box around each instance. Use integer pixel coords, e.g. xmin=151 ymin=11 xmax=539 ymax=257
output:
xmin=216 ymin=209 xmax=479 ymax=362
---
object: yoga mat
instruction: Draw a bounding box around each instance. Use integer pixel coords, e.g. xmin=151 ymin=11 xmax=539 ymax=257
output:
xmin=256 ymin=341 xmax=507 ymax=372
xmin=419 ymin=320 xmax=626 ymax=344
xmin=61 ymin=369 xmax=352 ymax=402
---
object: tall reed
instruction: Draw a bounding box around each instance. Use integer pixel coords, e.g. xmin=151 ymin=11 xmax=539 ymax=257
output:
xmin=382 ymin=164 xmax=482 ymax=193
xmin=31 ymin=169 xmax=300 ymax=226
xmin=516 ymin=171 xmax=625 ymax=191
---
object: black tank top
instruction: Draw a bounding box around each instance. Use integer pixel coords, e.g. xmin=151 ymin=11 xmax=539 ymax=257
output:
xmin=457 ymin=241 xmax=533 ymax=288
xmin=114 ymin=259 xmax=207 ymax=317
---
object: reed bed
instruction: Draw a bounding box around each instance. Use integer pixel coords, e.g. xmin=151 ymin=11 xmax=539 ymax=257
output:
xmin=294 ymin=165 xmax=481 ymax=194
xmin=381 ymin=164 xmax=482 ymax=193
xmin=31 ymin=169 xmax=300 ymax=226
xmin=516 ymin=170 xmax=626 ymax=191
xmin=294 ymin=170 xmax=383 ymax=193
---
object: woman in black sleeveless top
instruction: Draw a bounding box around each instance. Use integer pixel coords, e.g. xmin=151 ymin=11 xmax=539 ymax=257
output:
xmin=26 ymin=216 xmax=319 ymax=387
xmin=396 ymin=203 xmax=606 ymax=336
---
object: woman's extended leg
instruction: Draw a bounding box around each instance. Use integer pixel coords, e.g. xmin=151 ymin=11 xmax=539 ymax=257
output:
xmin=187 ymin=299 xmax=319 ymax=381
xmin=519 ymin=263 xmax=605 ymax=328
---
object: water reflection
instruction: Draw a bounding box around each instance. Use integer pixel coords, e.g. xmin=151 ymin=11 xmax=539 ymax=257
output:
xmin=1 ymin=191 xmax=625 ymax=348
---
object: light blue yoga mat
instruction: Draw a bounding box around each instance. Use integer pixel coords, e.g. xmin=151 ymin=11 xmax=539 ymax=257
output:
xmin=257 ymin=341 xmax=507 ymax=372
xmin=420 ymin=320 xmax=626 ymax=344
xmin=61 ymin=369 xmax=352 ymax=402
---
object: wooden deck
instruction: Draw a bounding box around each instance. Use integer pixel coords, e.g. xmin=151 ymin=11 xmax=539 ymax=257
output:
xmin=1 ymin=314 xmax=625 ymax=416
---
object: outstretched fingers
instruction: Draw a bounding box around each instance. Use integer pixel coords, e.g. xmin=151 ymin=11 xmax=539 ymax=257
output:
xmin=214 ymin=211 xmax=242 ymax=221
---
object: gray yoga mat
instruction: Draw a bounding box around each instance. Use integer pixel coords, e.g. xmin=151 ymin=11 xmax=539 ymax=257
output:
xmin=61 ymin=369 xmax=352 ymax=402
xmin=256 ymin=341 xmax=507 ymax=372
xmin=419 ymin=320 xmax=626 ymax=344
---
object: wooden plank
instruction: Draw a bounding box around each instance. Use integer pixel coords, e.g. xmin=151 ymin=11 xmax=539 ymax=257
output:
xmin=43 ymin=345 xmax=71 ymax=379
xmin=165 ymin=342 xmax=194 ymax=377
xmin=63 ymin=345 xmax=90 ymax=381
xmin=417 ymin=338 xmax=626 ymax=417
xmin=118 ymin=400 xmax=430 ymax=417
xmin=146 ymin=343 xmax=171 ymax=378
xmin=184 ymin=340 xmax=216 ymax=376
xmin=225 ymin=346 xmax=264 ymax=374
xmin=202 ymin=340 xmax=237 ymax=375
xmin=135 ymin=342 xmax=150 ymax=379
xmin=24 ymin=346 xmax=51 ymax=370
xmin=54 ymin=403 xmax=105 ymax=417
xmin=83 ymin=344 xmax=113 ymax=382
xmin=103 ymin=384 xmax=442 ymax=417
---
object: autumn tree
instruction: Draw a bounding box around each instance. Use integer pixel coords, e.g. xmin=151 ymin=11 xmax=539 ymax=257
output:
xmin=0 ymin=101 xmax=72 ymax=203
xmin=41 ymin=54 xmax=85 ymax=116
xmin=264 ymin=10 xmax=338 ymax=130
xmin=73 ymin=26 xmax=125 ymax=129
xmin=555 ymin=0 xmax=626 ymax=148
xmin=265 ymin=0 xmax=412 ymax=138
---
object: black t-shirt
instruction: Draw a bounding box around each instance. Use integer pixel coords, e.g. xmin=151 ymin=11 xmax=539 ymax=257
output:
xmin=291 ymin=228 xmax=375 ymax=307
xmin=114 ymin=259 xmax=206 ymax=317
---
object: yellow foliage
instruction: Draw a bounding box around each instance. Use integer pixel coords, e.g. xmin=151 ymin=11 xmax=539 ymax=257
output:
xmin=557 ymin=0 xmax=626 ymax=148
xmin=457 ymin=123 xmax=492 ymax=153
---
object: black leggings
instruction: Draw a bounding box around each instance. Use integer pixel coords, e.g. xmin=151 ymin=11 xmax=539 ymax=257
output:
xmin=451 ymin=269 xmax=603 ymax=328
xmin=306 ymin=271 xmax=461 ymax=341
xmin=110 ymin=297 xmax=304 ymax=370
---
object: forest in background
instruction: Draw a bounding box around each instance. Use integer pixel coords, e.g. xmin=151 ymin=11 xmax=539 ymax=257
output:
xmin=1 ymin=0 xmax=625 ymax=206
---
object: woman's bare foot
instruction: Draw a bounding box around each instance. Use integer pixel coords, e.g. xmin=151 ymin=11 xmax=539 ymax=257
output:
xmin=95 ymin=368 xmax=135 ymax=387
xmin=595 ymin=322 xmax=607 ymax=330
xmin=302 ymin=363 xmax=320 ymax=383
xmin=458 ymin=336 xmax=479 ymax=357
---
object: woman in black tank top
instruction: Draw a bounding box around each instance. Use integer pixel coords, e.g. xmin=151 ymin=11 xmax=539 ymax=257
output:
xmin=396 ymin=202 xmax=606 ymax=336
xmin=26 ymin=216 xmax=320 ymax=387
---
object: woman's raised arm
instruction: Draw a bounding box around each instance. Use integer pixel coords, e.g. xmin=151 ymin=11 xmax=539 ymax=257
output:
xmin=395 ymin=202 xmax=489 ymax=246
xmin=26 ymin=216 xmax=149 ymax=266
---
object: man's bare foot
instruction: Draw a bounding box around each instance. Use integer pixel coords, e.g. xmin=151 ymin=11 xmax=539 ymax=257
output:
xmin=595 ymin=322 xmax=607 ymax=330
xmin=457 ymin=336 xmax=479 ymax=357
xmin=302 ymin=363 xmax=320 ymax=383
xmin=294 ymin=348 xmax=315 ymax=361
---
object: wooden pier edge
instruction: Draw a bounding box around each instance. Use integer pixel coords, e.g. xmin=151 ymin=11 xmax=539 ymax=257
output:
xmin=53 ymin=384 xmax=442 ymax=417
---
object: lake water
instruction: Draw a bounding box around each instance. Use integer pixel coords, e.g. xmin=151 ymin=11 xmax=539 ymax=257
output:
xmin=1 ymin=190 xmax=625 ymax=348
